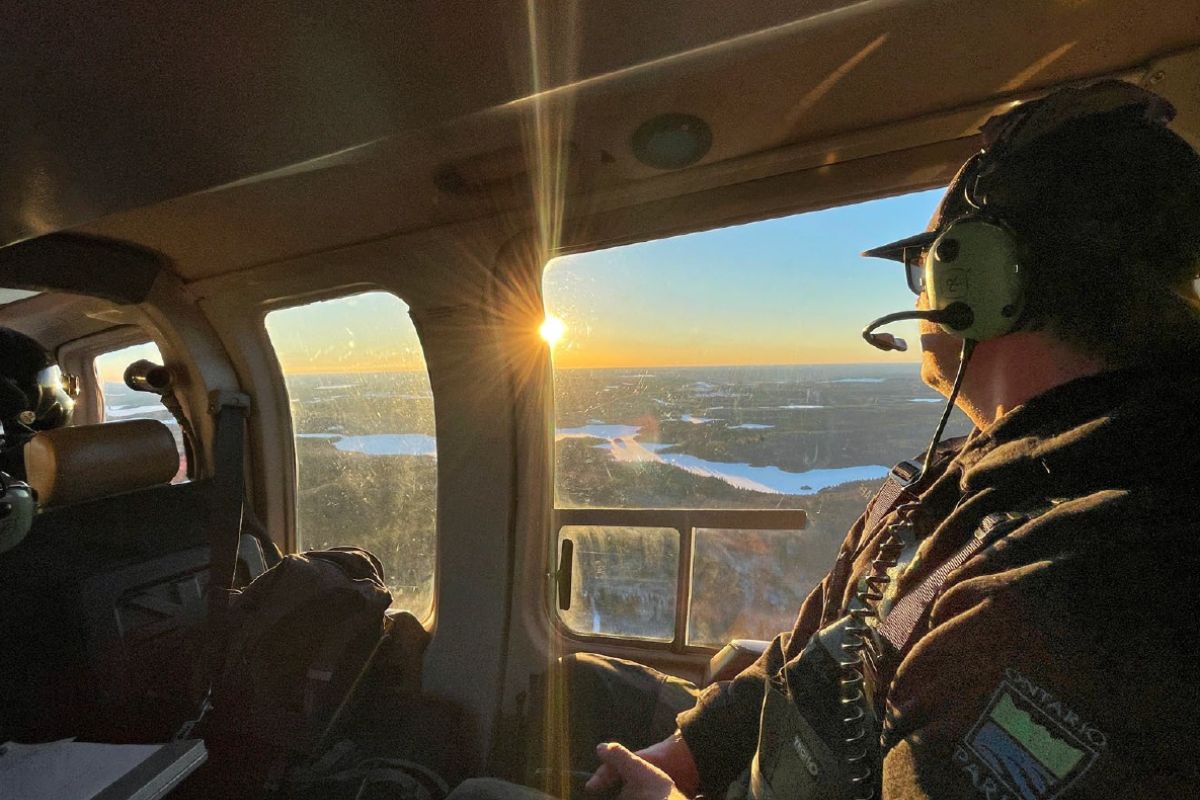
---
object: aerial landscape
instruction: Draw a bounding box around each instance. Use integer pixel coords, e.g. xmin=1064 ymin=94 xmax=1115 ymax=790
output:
xmin=102 ymin=361 xmax=968 ymax=645
xmin=552 ymin=362 xmax=970 ymax=645
xmin=105 ymin=359 xmax=965 ymax=647
xmin=97 ymin=188 xmax=955 ymax=646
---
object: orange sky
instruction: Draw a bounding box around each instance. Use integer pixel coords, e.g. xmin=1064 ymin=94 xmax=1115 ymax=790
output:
xmin=250 ymin=189 xmax=942 ymax=373
xmin=541 ymin=188 xmax=939 ymax=370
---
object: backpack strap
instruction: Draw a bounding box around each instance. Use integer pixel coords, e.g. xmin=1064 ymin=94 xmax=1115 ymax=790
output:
xmin=877 ymin=505 xmax=1056 ymax=658
xmin=307 ymin=612 xmax=390 ymax=752
xmin=863 ymin=434 xmax=970 ymax=536
xmin=823 ymin=456 xmax=939 ymax=623
xmin=863 ymin=459 xmax=923 ymax=535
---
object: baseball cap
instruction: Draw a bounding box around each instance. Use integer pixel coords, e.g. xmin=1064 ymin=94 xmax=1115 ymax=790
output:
xmin=861 ymin=80 xmax=1177 ymax=265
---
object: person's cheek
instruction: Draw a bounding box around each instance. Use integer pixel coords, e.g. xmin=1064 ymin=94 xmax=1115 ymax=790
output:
xmin=916 ymin=291 xmax=958 ymax=394
xmin=915 ymin=292 xmax=947 ymax=342
xmin=916 ymin=293 xmax=942 ymax=339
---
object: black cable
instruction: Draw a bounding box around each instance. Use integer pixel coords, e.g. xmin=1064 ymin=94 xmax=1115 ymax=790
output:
xmin=836 ymin=337 xmax=977 ymax=798
xmin=920 ymin=338 xmax=976 ymax=479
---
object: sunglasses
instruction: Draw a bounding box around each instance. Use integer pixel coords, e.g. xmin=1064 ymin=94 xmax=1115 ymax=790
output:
xmin=903 ymin=247 xmax=928 ymax=296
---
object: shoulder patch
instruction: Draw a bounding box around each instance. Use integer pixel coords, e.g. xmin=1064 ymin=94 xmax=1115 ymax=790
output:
xmin=955 ymin=668 xmax=1106 ymax=800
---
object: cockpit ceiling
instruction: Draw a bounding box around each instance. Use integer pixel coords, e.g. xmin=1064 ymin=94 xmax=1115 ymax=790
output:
xmin=5 ymin=1 xmax=1200 ymax=282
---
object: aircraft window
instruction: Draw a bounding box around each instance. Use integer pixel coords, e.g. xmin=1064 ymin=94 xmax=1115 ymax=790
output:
xmin=94 ymin=341 xmax=188 ymax=483
xmin=558 ymin=525 xmax=679 ymax=642
xmin=689 ymin=527 xmax=815 ymax=647
xmin=544 ymin=189 xmax=972 ymax=647
xmin=264 ymin=291 xmax=437 ymax=619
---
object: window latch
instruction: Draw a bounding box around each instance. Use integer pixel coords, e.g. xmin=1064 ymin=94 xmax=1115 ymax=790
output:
xmin=556 ymin=538 xmax=574 ymax=611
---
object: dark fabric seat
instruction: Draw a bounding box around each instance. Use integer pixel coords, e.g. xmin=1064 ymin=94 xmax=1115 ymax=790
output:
xmin=0 ymin=421 xmax=266 ymax=742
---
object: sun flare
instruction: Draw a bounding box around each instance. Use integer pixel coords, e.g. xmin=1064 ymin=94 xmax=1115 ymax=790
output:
xmin=539 ymin=314 xmax=566 ymax=347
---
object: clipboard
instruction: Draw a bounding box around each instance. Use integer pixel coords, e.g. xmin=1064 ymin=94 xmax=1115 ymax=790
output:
xmin=0 ymin=738 xmax=207 ymax=800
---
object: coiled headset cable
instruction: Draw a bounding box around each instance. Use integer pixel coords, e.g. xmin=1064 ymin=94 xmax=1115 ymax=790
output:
xmin=837 ymin=338 xmax=976 ymax=799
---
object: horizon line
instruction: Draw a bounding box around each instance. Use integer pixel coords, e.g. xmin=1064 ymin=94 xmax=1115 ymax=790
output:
xmin=249 ymin=360 xmax=924 ymax=376
xmin=102 ymin=360 xmax=924 ymax=384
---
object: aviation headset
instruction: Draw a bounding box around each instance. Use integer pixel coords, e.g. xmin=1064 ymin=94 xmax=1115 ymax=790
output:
xmin=916 ymin=168 xmax=1027 ymax=341
xmin=858 ymin=163 xmax=1028 ymax=482
xmin=861 ymin=150 xmax=1030 ymax=352
xmin=865 ymin=81 xmax=1178 ymax=352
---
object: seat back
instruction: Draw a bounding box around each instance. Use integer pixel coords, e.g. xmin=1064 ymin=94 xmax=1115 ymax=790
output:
xmin=0 ymin=420 xmax=265 ymax=741
xmin=24 ymin=418 xmax=180 ymax=508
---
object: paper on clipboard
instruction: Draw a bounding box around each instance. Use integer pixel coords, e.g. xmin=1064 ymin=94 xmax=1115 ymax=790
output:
xmin=0 ymin=738 xmax=206 ymax=800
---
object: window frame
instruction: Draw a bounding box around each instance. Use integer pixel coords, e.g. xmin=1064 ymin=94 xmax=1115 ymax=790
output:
xmin=538 ymin=182 xmax=959 ymax=653
xmin=260 ymin=286 xmax=441 ymax=623
xmin=253 ymin=282 xmax=386 ymax=555
xmin=58 ymin=326 xmax=165 ymax=427
xmin=541 ymin=229 xmax=830 ymax=654
xmin=552 ymin=507 xmax=808 ymax=653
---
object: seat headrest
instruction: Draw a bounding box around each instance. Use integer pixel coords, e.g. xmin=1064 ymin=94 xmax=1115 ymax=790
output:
xmin=25 ymin=420 xmax=180 ymax=508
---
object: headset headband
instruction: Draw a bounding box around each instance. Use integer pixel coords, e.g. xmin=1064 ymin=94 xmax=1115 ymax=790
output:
xmin=969 ymin=81 xmax=1176 ymax=211
xmin=862 ymin=81 xmax=1177 ymax=263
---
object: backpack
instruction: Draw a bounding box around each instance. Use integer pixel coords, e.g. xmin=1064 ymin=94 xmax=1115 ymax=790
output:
xmin=190 ymin=547 xmax=396 ymax=795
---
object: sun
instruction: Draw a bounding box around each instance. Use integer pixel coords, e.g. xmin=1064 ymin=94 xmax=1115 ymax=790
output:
xmin=539 ymin=314 xmax=566 ymax=347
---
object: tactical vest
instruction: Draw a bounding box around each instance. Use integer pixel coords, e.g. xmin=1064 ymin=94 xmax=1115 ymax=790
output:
xmin=730 ymin=458 xmax=1051 ymax=800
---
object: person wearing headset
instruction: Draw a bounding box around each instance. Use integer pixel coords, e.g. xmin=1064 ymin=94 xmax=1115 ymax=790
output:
xmin=0 ymin=326 xmax=74 ymax=465
xmin=0 ymin=327 xmax=72 ymax=556
xmin=573 ymin=81 xmax=1200 ymax=800
xmin=447 ymin=80 xmax=1200 ymax=800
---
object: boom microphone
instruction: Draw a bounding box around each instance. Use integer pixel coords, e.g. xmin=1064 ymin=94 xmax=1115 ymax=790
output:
xmin=861 ymin=302 xmax=974 ymax=352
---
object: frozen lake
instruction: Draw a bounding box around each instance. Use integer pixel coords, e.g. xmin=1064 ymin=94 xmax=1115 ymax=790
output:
xmin=558 ymin=424 xmax=642 ymax=440
xmin=556 ymin=427 xmax=886 ymax=495
xmin=297 ymin=432 xmax=437 ymax=457
xmin=107 ymin=404 xmax=169 ymax=418
xmin=294 ymin=423 xmax=889 ymax=494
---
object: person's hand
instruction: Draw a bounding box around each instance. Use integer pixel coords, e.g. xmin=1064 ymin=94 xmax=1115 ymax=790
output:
xmin=585 ymin=731 xmax=700 ymax=797
xmin=590 ymin=743 xmax=689 ymax=800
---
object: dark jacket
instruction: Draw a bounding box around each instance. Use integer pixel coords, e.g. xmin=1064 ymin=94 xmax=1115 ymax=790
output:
xmin=677 ymin=362 xmax=1200 ymax=798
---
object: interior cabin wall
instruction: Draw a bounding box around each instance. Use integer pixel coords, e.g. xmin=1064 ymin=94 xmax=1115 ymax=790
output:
xmin=194 ymin=217 xmax=524 ymax=774
xmin=138 ymin=272 xmax=242 ymax=479
xmin=57 ymin=324 xmax=160 ymax=427
xmin=11 ymin=1 xmax=1200 ymax=254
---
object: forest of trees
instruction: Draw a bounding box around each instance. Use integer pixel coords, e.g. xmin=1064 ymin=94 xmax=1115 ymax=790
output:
xmin=266 ymin=363 xmax=968 ymax=646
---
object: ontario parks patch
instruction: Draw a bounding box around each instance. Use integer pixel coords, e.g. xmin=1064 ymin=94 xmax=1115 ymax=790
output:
xmin=954 ymin=668 xmax=1106 ymax=800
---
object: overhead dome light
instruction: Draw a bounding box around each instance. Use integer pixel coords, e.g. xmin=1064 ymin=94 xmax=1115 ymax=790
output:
xmin=631 ymin=113 xmax=712 ymax=170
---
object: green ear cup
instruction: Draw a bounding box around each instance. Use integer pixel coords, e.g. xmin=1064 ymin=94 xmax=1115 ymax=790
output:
xmin=924 ymin=218 xmax=1025 ymax=340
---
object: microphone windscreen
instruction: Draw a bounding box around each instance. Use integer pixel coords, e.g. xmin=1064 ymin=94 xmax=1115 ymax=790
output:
xmin=873 ymin=333 xmax=908 ymax=352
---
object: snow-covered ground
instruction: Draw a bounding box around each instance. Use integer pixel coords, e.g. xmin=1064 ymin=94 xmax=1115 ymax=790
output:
xmin=297 ymin=432 xmax=437 ymax=457
xmin=559 ymin=427 xmax=886 ymax=495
